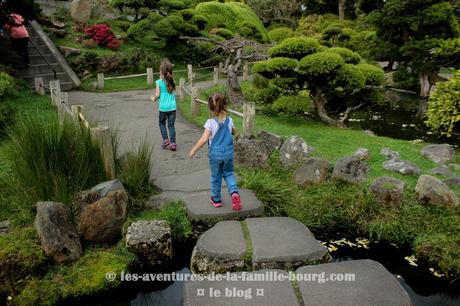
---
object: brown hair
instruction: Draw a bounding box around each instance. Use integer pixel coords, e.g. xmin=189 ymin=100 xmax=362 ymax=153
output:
xmin=160 ymin=60 xmax=175 ymax=93
xmin=208 ymin=92 xmax=228 ymax=122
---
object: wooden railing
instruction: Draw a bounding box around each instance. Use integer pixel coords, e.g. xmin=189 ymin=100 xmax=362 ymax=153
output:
xmin=35 ymin=79 xmax=116 ymax=179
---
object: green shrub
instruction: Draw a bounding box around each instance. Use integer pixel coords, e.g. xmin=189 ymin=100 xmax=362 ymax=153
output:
xmin=210 ymin=27 xmax=235 ymax=39
xmin=0 ymin=72 xmax=15 ymax=98
xmin=356 ymin=63 xmax=384 ymax=86
xmin=298 ymin=52 xmax=344 ymax=79
xmin=268 ymin=27 xmax=294 ymax=43
xmin=179 ymin=8 xmax=196 ymax=20
xmin=0 ymin=103 xmax=14 ymax=135
xmin=159 ymin=0 xmax=187 ymax=10
xmin=253 ymin=57 xmax=298 ymax=78
xmin=268 ymin=37 xmax=321 ymax=60
xmin=334 ymin=64 xmax=366 ymax=93
xmin=118 ymin=140 xmax=153 ymax=198
xmin=196 ymin=1 xmax=268 ymax=42
xmin=192 ymin=14 xmax=208 ymax=30
xmin=252 ymin=73 xmax=269 ymax=89
xmin=253 ymin=84 xmax=281 ymax=105
xmin=324 ymin=47 xmax=361 ymax=64
xmin=425 ymin=71 xmax=460 ymax=137
xmin=272 ymin=94 xmax=311 ymax=115
xmin=4 ymin=116 xmax=106 ymax=204
xmin=393 ymin=68 xmax=419 ymax=92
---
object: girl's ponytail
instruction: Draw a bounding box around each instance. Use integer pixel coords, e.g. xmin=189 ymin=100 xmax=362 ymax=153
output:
xmin=160 ymin=60 xmax=176 ymax=93
xmin=208 ymin=93 xmax=228 ymax=122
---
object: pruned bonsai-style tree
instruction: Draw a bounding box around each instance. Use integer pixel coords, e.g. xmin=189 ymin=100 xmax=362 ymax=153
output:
xmin=253 ymin=37 xmax=384 ymax=127
xmin=181 ymin=34 xmax=272 ymax=105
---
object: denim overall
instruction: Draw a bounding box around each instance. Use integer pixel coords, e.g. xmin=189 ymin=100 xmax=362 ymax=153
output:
xmin=208 ymin=117 xmax=239 ymax=202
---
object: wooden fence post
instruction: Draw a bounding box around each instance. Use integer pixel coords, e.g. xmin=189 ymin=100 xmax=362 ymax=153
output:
xmin=191 ymin=86 xmax=200 ymax=117
xmin=71 ymin=105 xmax=83 ymax=123
xmin=213 ymin=67 xmax=219 ymax=85
xmin=51 ymin=80 xmax=61 ymax=107
xmin=49 ymin=80 xmax=56 ymax=105
xmin=97 ymin=73 xmax=104 ymax=90
xmin=90 ymin=126 xmax=116 ymax=180
xmin=219 ymin=62 xmax=223 ymax=71
xmin=243 ymin=63 xmax=249 ymax=81
xmin=35 ymin=77 xmax=45 ymax=95
xmin=179 ymin=78 xmax=185 ymax=101
xmin=187 ymin=64 xmax=193 ymax=81
xmin=57 ymin=92 xmax=68 ymax=123
xmin=243 ymin=102 xmax=256 ymax=138
xmin=147 ymin=68 xmax=154 ymax=87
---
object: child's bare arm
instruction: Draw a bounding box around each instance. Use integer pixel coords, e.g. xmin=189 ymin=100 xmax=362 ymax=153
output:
xmin=189 ymin=129 xmax=211 ymax=159
xmin=232 ymin=127 xmax=237 ymax=135
xmin=151 ymin=85 xmax=160 ymax=102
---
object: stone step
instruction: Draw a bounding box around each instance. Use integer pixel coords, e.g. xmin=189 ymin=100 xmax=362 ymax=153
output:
xmin=19 ymin=63 xmax=63 ymax=76
xmin=184 ymin=260 xmax=413 ymax=306
xmin=29 ymin=53 xmax=56 ymax=65
xmin=185 ymin=189 xmax=264 ymax=226
xmin=190 ymin=217 xmax=329 ymax=274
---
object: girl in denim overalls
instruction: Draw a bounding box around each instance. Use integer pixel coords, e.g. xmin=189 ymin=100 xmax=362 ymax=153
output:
xmin=189 ymin=93 xmax=242 ymax=211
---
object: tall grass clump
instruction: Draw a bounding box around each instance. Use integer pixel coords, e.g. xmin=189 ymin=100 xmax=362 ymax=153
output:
xmin=4 ymin=116 xmax=106 ymax=204
xmin=118 ymin=139 xmax=153 ymax=207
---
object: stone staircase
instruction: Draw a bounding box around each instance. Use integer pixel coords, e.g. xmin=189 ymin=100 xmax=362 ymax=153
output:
xmin=19 ymin=20 xmax=80 ymax=91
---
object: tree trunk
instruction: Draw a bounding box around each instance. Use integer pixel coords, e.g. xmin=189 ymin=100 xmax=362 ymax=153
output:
xmin=339 ymin=0 xmax=346 ymax=21
xmin=313 ymin=87 xmax=346 ymax=128
xmin=419 ymin=72 xmax=431 ymax=98
xmin=226 ymin=65 xmax=246 ymax=105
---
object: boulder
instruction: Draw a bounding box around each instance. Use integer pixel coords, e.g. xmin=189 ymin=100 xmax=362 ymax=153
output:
xmin=293 ymin=158 xmax=330 ymax=186
xmin=421 ymin=144 xmax=455 ymax=164
xmin=125 ymin=220 xmax=172 ymax=266
xmin=352 ymin=148 xmax=371 ymax=161
xmin=332 ymin=156 xmax=369 ymax=184
xmin=370 ymin=177 xmax=405 ymax=207
xmin=76 ymin=181 xmax=128 ymax=243
xmin=0 ymin=220 xmax=10 ymax=235
xmin=380 ymin=147 xmax=400 ymax=160
xmin=70 ymin=0 xmax=93 ymax=24
xmin=35 ymin=202 xmax=82 ymax=263
xmin=383 ymin=159 xmax=421 ymax=176
xmin=444 ymin=176 xmax=460 ymax=188
xmin=49 ymin=28 xmax=67 ymax=38
xmin=279 ymin=136 xmax=314 ymax=169
xmin=259 ymin=130 xmax=283 ymax=151
xmin=59 ymin=46 xmax=81 ymax=58
xmin=234 ymin=137 xmax=270 ymax=168
xmin=430 ymin=165 xmax=454 ymax=177
xmin=75 ymin=179 xmax=126 ymax=207
xmin=415 ymin=175 xmax=458 ymax=208
xmin=51 ymin=20 xmax=66 ymax=29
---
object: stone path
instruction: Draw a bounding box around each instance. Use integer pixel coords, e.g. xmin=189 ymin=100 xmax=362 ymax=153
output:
xmin=184 ymin=259 xmax=413 ymax=306
xmin=191 ymin=217 xmax=330 ymax=274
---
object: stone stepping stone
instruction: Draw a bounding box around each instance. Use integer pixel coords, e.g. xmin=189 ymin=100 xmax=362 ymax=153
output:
xmin=183 ymin=270 xmax=299 ymax=306
xmin=247 ymin=217 xmax=329 ymax=270
xmin=191 ymin=221 xmax=246 ymax=274
xmin=191 ymin=217 xmax=328 ymax=274
xmin=153 ymin=169 xmax=237 ymax=192
xmin=185 ymin=189 xmax=264 ymax=223
xmin=296 ymin=259 xmax=413 ymax=306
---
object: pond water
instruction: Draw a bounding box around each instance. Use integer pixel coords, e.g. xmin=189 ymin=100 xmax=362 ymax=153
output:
xmin=347 ymin=89 xmax=459 ymax=145
xmin=74 ymin=241 xmax=460 ymax=306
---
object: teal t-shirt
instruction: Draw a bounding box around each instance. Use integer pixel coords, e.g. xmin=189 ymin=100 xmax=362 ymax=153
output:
xmin=156 ymin=79 xmax=176 ymax=112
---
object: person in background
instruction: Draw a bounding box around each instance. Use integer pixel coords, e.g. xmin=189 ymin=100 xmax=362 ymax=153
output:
xmin=3 ymin=12 xmax=29 ymax=68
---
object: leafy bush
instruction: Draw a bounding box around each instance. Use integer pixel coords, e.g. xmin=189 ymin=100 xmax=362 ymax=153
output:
xmin=210 ymin=27 xmax=235 ymax=39
xmin=268 ymin=37 xmax=321 ymax=60
xmin=324 ymin=47 xmax=361 ymax=64
xmin=298 ymin=52 xmax=344 ymax=79
xmin=295 ymin=13 xmax=340 ymax=37
xmin=393 ymin=68 xmax=419 ymax=92
xmin=425 ymin=71 xmax=460 ymax=137
xmin=0 ymin=72 xmax=15 ymax=98
xmin=268 ymin=27 xmax=294 ymax=43
xmin=252 ymin=73 xmax=269 ymax=89
xmin=196 ymin=1 xmax=268 ymax=42
xmin=357 ymin=63 xmax=384 ymax=86
xmin=4 ymin=117 xmax=106 ymax=204
xmin=253 ymin=84 xmax=281 ymax=105
xmin=84 ymin=24 xmax=121 ymax=50
xmin=253 ymin=57 xmax=299 ymax=78
xmin=272 ymin=94 xmax=311 ymax=115
xmin=334 ymin=64 xmax=366 ymax=93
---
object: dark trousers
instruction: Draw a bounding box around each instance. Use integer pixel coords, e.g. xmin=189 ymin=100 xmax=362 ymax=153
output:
xmin=11 ymin=37 xmax=29 ymax=66
xmin=159 ymin=110 xmax=176 ymax=144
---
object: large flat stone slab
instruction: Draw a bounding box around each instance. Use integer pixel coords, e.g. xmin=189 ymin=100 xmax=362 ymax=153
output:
xmin=191 ymin=221 xmax=246 ymax=274
xmin=296 ymin=259 xmax=413 ymax=306
xmin=154 ymin=169 xmax=217 ymax=192
xmin=185 ymin=189 xmax=264 ymax=223
xmin=183 ymin=270 xmax=300 ymax=306
xmin=246 ymin=217 xmax=329 ymax=269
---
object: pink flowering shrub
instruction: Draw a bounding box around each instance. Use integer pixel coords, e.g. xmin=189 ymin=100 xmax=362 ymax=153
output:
xmin=84 ymin=24 xmax=121 ymax=50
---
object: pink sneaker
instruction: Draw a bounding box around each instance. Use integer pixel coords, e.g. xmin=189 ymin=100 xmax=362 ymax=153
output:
xmin=231 ymin=192 xmax=242 ymax=211
xmin=210 ymin=198 xmax=223 ymax=208
xmin=170 ymin=143 xmax=177 ymax=151
xmin=161 ymin=139 xmax=170 ymax=149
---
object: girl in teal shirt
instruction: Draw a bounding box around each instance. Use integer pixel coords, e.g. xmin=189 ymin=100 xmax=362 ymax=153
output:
xmin=152 ymin=60 xmax=177 ymax=151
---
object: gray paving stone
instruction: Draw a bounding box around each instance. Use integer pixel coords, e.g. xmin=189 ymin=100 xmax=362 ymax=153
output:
xmin=246 ymin=217 xmax=329 ymax=269
xmin=296 ymin=259 xmax=413 ymax=306
xmin=191 ymin=221 xmax=246 ymax=274
xmin=183 ymin=270 xmax=300 ymax=306
xmin=185 ymin=189 xmax=264 ymax=223
xmin=154 ymin=169 xmax=233 ymax=192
